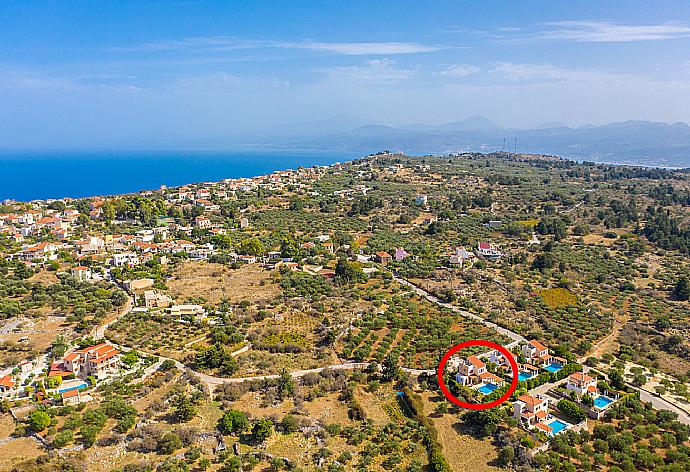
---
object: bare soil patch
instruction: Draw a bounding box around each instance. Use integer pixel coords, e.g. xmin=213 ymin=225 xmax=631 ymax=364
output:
xmin=0 ymin=437 xmax=44 ymax=470
xmin=167 ymin=261 xmax=279 ymax=306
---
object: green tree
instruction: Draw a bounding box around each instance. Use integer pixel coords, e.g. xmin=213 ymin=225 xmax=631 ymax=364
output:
xmin=277 ymin=369 xmax=295 ymax=399
xmin=381 ymin=355 xmax=400 ymax=381
xmin=334 ymin=258 xmax=365 ymax=284
xmin=51 ymin=335 xmax=68 ymax=358
xmin=52 ymin=430 xmax=74 ymax=448
xmin=674 ymin=277 xmax=690 ymax=301
xmin=251 ymin=418 xmax=273 ymax=442
xmin=158 ymin=457 xmax=189 ymax=472
xmin=280 ymin=237 xmax=300 ymax=259
xmin=557 ymin=399 xmax=586 ymax=422
xmin=172 ymin=393 xmax=198 ymax=422
xmin=609 ymin=369 xmax=626 ymax=390
xmin=122 ymin=349 xmax=140 ymax=367
xmin=28 ymin=410 xmax=51 ymax=432
xmin=240 ymin=238 xmax=264 ymax=256
xmin=497 ymin=445 xmax=514 ymax=467
xmin=281 ymin=414 xmax=299 ymax=433
xmin=217 ymin=409 xmax=248 ymax=435
xmin=158 ymin=432 xmax=183 ymax=454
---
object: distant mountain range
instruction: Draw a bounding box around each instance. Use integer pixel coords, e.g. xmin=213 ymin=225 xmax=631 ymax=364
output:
xmin=255 ymin=116 xmax=690 ymax=168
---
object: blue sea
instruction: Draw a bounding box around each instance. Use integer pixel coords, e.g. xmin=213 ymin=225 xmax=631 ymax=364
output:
xmin=0 ymin=150 xmax=357 ymax=201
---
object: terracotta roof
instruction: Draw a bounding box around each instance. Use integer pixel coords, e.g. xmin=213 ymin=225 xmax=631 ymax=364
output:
xmin=0 ymin=375 xmax=16 ymax=388
xmin=569 ymin=372 xmax=595 ymax=384
xmin=534 ymin=422 xmax=553 ymax=433
xmin=467 ymin=355 xmax=486 ymax=369
xmin=517 ymin=394 xmax=546 ymax=407
xmin=62 ymin=389 xmax=79 ymax=399
xmin=64 ymin=352 xmax=79 ymax=362
xmin=529 ymin=340 xmax=548 ymax=351
xmin=535 ymin=410 xmax=549 ymax=419
xmin=479 ymin=372 xmax=503 ymax=383
xmin=78 ymin=343 xmax=119 ymax=361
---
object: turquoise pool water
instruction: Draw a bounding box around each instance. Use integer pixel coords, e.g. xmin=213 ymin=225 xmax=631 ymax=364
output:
xmin=477 ymin=383 xmax=499 ymax=395
xmin=58 ymin=381 xmax=87 ymax=393
xmin=517 ymin=372 xmax=533 ymax=381
xmin=543 ymin=363 xmax=563 ymax=373
xmin=548 ymin=419 xmax=568 ymax=435
xmin=594 ymin=396 xmax=614 ymax=409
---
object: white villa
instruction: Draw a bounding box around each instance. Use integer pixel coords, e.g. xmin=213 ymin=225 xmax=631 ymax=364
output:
xmin=455 ymin=355 xmax=487 ymax=386
xmin=566 ymin=371 xmax=598 ymax=396
xmin=522 ymin=340 xmax=567 ymax=368
xmin=513 ymin=393 xmax=553 ymax=433
xmin=62 ymin=342 xmax=121 ymax=380
xmin=476 ymin=241 xmax=502 ymax=261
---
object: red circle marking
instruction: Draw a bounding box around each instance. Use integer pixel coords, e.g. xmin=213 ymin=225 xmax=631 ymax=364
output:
xmin=437 ymin=339 xmax=519 ymax=410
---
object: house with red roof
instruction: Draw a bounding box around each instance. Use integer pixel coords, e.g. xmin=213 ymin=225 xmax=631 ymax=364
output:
xmin=0 ymin=375 xmax=17 ymax=394
xmin=62 ymin=343 xmax=121 ymax=380
xmin=61 ymin=389 xmax=82 ymax=405
xmin=476 ymin=241 xmax=502 ymax=261
xmin=513 ymin=393 xmax=551 ymax=429
xmin=373 ymin=251 xmax=392 ymax=264
xmin=455 ymin=355 xmax=487 ymax=386
xmin=566 ymin=371 xmax=598 ymax=396
xmin=522 ymin=340 xmax=549 ymax=361
xmin=70 ymin=266 xmax=92 ymax=282
xmin=522 ymin=340 xmax=568 ymax=369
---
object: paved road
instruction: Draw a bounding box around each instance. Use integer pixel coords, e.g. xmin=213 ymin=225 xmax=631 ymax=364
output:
xmin=92 ymin=294 xmax=132 ymax=339
xmin=638 ymin=388 xmax=690 ymax=425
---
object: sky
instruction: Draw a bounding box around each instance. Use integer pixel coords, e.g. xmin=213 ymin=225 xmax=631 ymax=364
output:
xmin=3 ymin=0 xmax=690 ymax=149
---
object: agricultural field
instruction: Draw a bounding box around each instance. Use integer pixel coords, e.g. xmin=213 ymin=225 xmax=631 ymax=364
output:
xmin=106 ymin=311 xmax=211 ymax=361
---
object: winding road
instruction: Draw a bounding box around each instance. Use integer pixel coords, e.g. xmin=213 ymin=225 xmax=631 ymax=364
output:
xmin=87 ymin=274 xmax=690 ymax=425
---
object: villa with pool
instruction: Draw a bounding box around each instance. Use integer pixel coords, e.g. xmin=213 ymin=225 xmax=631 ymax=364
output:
xmin=455 ymin=355 xmax=488 ymax=386
xmin=566 ymin=370 xmax=620 ymax=419
xmin=521 ymin=340 xmax=568 ymax=373
xmin=513 ymin=393 xmax=573 ymax=436
xmin=455 ymin=356 xmax=507 ymax=395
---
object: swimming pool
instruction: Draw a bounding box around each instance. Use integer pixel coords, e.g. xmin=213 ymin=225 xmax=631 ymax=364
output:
xmin=548 ymin=419 xmax=568 ymax=435
xmin=593 ymin=396 xmax=614 ymax=409
xmin=58 ymin=381 xmax=87 ymax=393
xmin=477 ymin=383 xmax=499 ymax=395
xmin=517 ymin=372 xmax=533 ymax=382
xmin=543 ymin=363 xmax=563 ymax=373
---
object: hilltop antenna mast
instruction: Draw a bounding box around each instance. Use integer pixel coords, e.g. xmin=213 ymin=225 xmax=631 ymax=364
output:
xmin=502 ymin=138 xmax=506 ymax=153
xmin=514 ymin=138 xmax=517 ymax=154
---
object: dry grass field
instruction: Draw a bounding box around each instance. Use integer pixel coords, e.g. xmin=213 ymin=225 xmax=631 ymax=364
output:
xmin=0 ymin=437 xmax=44 ymax=471
xmin=421 ymin=392 xmax=501 ymax=472
xmin=0 ymin=315 xmax=70 ymax=367
xmin=167 ymin=261 xmax=279 ymax=305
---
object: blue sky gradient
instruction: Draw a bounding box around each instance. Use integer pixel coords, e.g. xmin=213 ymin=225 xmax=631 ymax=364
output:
xmin=2 ymin=1 xmax=690 ymax=149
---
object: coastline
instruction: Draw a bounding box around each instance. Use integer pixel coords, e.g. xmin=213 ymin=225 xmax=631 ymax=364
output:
xmin=0 ymin=150 xmax=358 ymax=202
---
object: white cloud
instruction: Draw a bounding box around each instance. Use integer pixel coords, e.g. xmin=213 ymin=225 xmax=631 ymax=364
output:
xmin=319 ymin=58 xmax=415 ymax=83
xmin=115 ymin=37 xmax=443 ymax=55
xmin=435 ymin=64 xmax=480 ymax=77
xmin=539 ymin=20 xmax=690 ymax=42
xmin=278 ymin=41 xmax=442 ymax=55
xmin=492 ymin=62 xmax=626 ymax=83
